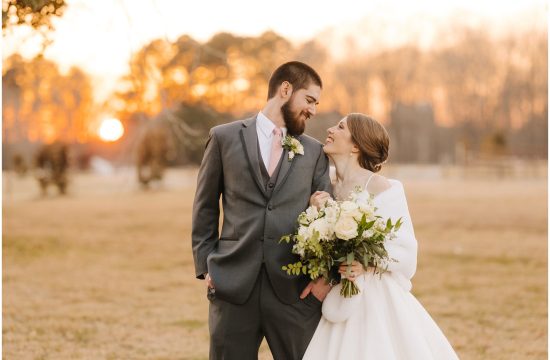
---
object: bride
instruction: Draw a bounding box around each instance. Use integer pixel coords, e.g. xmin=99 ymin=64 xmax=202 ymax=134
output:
xmin=302 ymin=113 xmax=459 ymax=360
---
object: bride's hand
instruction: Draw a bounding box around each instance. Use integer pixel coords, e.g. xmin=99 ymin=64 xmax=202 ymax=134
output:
xmin=310 ymin=191 xmax=332 ymax=208
xmin=338 ymin=261 xmax=364 ymax=282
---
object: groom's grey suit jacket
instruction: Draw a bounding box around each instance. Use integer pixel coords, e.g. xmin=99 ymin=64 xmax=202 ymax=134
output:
xmin=192 ymin=115 xmax=331 ymax=305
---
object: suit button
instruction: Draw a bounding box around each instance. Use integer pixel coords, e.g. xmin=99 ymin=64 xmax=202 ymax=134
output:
xmin=268 ymin=183 xmax=274 ymax=189
xmin=267 ymin=204 xmax=273 ymax=210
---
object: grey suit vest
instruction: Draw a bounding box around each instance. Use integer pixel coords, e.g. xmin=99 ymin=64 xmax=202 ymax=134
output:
xmin=258 ymin=142 xmax=285 ymax=197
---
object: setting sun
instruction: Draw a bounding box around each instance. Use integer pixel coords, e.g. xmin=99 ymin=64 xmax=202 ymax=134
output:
xmin=98 ymin=118 xmax=124 ymax=142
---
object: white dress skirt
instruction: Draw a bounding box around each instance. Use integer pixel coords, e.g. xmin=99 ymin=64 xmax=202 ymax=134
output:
xmin=303 ymin=180 xmax=459 ymax=360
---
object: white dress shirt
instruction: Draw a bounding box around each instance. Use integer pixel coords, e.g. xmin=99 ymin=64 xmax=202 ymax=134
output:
xmin=256 ymin=111 xmax=287 ymax=169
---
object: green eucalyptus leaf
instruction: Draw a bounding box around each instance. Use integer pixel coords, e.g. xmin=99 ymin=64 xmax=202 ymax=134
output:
xmin=365 ymin=220 xmax=375 ymax=229
xmin=347 ymin=252 xmax=354 ymax=264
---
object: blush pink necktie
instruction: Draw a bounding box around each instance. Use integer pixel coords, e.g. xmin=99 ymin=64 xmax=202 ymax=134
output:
xmin=268 ymin=127 xmax=283 ymax=176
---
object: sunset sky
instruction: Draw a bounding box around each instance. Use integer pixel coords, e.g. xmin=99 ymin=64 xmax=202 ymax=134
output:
xmin=3 ymin=0 xmax=546 ymax=101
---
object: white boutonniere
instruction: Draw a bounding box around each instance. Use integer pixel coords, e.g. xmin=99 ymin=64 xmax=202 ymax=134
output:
xmin=281 ymin=135 xmax=304 ymax=160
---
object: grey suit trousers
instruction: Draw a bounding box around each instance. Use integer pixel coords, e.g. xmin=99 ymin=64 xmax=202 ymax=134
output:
xmin=208 ymin=265 xmax=322 ymax=360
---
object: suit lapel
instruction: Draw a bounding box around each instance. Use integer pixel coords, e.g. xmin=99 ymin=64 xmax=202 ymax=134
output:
xmin=273 ymin=134 xmax=302 ymax=196
xmin=240 ymin=116 xmax=268 ymax=198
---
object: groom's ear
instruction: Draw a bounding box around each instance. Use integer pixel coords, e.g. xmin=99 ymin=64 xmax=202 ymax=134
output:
xmin=279 ymin=81 xmax=293 ymax=99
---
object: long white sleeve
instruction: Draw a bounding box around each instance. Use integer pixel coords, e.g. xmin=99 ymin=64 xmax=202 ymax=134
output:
xmin=373 ymin=180 xmax=418 ymax=289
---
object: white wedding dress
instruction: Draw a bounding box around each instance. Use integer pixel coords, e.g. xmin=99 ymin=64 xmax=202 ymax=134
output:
xmin=303 ymin=179 xmax=459 ymax=360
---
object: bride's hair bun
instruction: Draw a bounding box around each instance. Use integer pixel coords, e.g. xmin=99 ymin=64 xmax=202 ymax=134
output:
xmin=346 ymin=113 xmax=389 ymax=173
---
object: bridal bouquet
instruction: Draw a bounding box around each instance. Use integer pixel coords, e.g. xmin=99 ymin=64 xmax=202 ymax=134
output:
xmin=280 ymin=188 xmax=402 ymax=297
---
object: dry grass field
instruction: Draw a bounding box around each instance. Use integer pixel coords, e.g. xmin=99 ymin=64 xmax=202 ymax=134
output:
xmin=3 ymin=166 xmax=547 ymax=359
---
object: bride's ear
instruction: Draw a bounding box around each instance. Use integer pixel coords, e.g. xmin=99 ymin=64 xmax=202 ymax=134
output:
xmin=350 ymin=144 xmax=360 ymax=155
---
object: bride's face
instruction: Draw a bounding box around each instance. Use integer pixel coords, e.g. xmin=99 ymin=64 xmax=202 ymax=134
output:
xmin=324 ymin=117 xmax=356 ymax=155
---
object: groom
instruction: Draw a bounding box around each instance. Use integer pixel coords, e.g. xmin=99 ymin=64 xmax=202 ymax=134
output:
xmin=192 ymin=61 xmax=332 ymax=360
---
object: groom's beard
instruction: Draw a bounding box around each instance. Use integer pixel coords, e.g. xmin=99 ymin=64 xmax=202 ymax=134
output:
xmin=281 ymin=98 xmax=307 ymax=136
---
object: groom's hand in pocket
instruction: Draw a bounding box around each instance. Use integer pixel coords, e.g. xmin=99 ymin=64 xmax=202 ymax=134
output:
xmin=300 ymin=278 xmax=331 ymax=302
xmin=205 ymin=273 xmax=215 ymax=289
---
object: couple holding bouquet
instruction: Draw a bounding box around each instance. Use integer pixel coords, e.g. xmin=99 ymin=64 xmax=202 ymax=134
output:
xmin=192 ymin=61 xmax=458 ymax=359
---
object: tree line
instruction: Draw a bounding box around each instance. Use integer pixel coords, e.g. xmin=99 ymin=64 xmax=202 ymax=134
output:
xmin=2 ymin=26 xmax=547 ymax=166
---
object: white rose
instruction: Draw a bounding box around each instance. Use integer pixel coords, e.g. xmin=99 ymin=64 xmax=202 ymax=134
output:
xmin=310 ymin=218 xmax=333 ymax=241
xmin=288 ymin=151 xmax=295 ymax=160
xmin=334 ymin=216 xmax=358 ymax=240
xmin=340 ymin=200 xmax=362 ymax=221
xmin=356 ymin=198 xmax=374 ymax=214
xmin=305 ymin=206 xmax=319 ymax=222
xmin=359 ymin=210 xmax=375 ymax=222
xmin=295 ymin=143 xmax=304 ymax=155
xmin=324 ymin=206 xmax=339 ymax=225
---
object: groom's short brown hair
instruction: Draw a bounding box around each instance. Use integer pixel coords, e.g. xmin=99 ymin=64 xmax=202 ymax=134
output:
xmin=267 ymin=61 xmax=322 ymax=100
